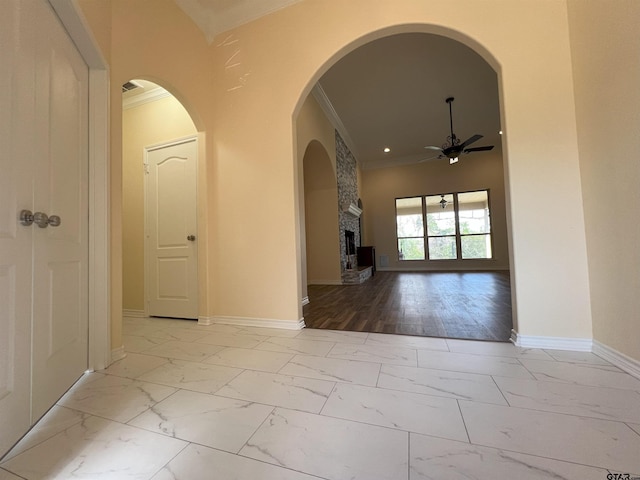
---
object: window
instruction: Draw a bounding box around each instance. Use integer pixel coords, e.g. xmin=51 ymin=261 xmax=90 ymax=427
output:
xmin=396 ymin=190 xmax=492 ymax=261
xmin=458 ymin=190 xmax=492 ymax=259
xmin=395 ymin=197 xmax=425 ymax=260
xmin=426 ymin=194 xmax=456 ymax=259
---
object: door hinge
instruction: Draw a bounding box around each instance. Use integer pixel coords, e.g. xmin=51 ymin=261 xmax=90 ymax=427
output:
xmin=144 ymin=163 xmax=149 ymax=174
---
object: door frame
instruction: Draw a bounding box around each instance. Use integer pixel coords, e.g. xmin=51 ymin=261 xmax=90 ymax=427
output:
xmin=49 ymin=0 xmax=110 ymax=370
xmin=144 ymin=135 xmax=199 ymax=319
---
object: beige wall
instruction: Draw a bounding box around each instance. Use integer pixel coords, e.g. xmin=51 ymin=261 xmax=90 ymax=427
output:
xmin=567 ymin=0 xmax=640 ymax=360
xmin=207 ymin=0 xmax=593 ymax=337
xmin=303 ymin=141 xmax=341 ymax=285
xmin=122 ymin=95 xmax=197 ymax=312
xmin=79 ymin=0 xmax=603 ymax=352
xmin=80 ymin=0 xmax=214 ymax=349
xmin=361 ymin=148 xmax=509 ymax=271
xmin=297 ymin=95 xmax=341 ymax=291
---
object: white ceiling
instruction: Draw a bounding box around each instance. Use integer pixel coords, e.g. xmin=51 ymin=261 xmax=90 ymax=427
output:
xmin=317 ymin=33 xmax=501 ymax=170
xmin=173 ymin=0 xmax=304 ymax=43
xmin=171 ymin=1 xmax=501 ymax=170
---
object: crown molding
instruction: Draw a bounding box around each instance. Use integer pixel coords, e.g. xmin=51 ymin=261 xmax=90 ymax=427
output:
xmin=312 ymin=83 xmax=360 ymax=160
xmin=123 ymin=87 xmax=171 ymax=110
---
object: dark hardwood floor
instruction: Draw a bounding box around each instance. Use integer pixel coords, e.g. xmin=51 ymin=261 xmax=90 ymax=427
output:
xmin=303 ymin=271 xmax=512 ymax=342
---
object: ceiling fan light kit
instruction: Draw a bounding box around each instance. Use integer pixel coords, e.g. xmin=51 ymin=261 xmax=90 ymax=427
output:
xmin=422 ymin=97 xmax=494 ymax=165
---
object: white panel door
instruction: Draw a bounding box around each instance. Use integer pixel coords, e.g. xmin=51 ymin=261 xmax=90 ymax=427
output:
xmin=0 ymin=0 xmax=89 ymax=454
xmin=146 ymin=138 xmax=198 ymax=319
xmin=31 ymin=0 xmax=89 ymax=419
xmin=0 ymin=0 xmax=36 ymax=455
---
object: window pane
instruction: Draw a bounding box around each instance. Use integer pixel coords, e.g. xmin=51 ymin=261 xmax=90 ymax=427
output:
xmin=398 ymin=238 xmax=425 ymax=260
xmin=428 ymin=236 xmax=456 ymax=260
xmin=396 ymin=197 xmax=424 ymax=237
xmin=397 ymin=214 xmax=424 ymax=237
xmin=425 ymin=194 xmax=455 ymax=236
xmin=461 ymin=234 xmax=492 ymax=259
xmin=458 ymin=191 xmax=490 ymax=234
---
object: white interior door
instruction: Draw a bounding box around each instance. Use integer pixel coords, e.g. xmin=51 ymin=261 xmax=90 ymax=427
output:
xmin=0 ymin=0 xmax=36 ymax=455
xmin=146 ymin=138 xmax=198 ymax=319
xmin=0 ymin=0 xmax=89 ymax=454
xmin=31 ymin=0 xmax=89 ymax=419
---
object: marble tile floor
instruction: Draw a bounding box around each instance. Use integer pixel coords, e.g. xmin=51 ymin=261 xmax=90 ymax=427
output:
xmin=2 ymin=316 xmax=640 ymax=479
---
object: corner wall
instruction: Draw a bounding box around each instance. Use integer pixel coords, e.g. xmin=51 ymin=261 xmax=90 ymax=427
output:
xmin=567 ymin=0 xmax=640 ymax=361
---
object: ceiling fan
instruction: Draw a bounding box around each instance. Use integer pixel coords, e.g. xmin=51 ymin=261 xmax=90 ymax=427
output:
xmin=422 ymin=97 xmax=494 ymax=165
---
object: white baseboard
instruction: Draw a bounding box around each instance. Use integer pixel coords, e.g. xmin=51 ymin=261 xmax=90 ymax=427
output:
xmin=198 ymin=316 xmax=213 ymax=326
xmin=510 ymin=330 xmax=592 ymax=351
xmin=593 ymin=340 xmax=640 ymax=380
xmin=110 ymin=345 xmax=127 ymax=363
xmin=202 ymin=315 xmax=305 ymax=330
xmin=122 ymin=309 xmax=146 ymax=318
xmin=376 ymin=266 xmax=510 ymax=272
xmin=302 ymin=296 xmax=310 ymax=306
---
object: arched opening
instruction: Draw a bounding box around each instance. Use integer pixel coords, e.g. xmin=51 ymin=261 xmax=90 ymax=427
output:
xmin=295 ymin=30 xmax=513 ymax=341
xmin=302 ymin=140 xmax=341 ymax=288
xmin=121 ymin=79 xmax=201 ymax=330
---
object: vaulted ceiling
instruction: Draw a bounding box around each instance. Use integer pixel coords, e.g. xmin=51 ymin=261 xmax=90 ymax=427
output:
xmin=173 ymin=1 xmax=501 ymax=170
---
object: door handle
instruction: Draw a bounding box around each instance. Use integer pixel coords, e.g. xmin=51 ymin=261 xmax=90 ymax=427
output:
xmin=33 ymin=212 xmax=49 ymax=228
xmin=19 ymin=210 xmax=61 ymax=228
xmin=187 ymin=235 xmax=196 ymax=241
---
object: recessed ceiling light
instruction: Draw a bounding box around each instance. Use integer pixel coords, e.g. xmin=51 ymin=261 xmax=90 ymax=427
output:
xmin=499 ymin=130 xmax=503 ymax=135
xmin=383 ymin=147 xmax=391 ymax=153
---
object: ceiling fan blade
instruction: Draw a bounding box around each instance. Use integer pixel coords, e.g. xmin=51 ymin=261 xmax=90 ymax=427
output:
xmin=423 ymin=146 xmax=443 ymax=151
xmin=418 ymin=154 xmax=443 ymax=163
xmin=459 ymin=134 xmax=483 ymax=149
xmin=464 ymin=145 xmax=494 ymax=153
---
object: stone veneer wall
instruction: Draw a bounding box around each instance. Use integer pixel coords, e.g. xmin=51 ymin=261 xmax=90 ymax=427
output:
xmin=336 ymin=131 xmax=360 ymax=271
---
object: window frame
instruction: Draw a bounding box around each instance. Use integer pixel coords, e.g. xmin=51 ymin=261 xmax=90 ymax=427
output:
xmin=396 ymin=189 xmax=494 ymax=261
xmin=395 ymin=196 xmax=426 ymax=261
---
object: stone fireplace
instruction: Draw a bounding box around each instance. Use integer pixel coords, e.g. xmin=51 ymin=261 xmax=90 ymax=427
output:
xmin=344 ymin=230 xmax=356 ymax=269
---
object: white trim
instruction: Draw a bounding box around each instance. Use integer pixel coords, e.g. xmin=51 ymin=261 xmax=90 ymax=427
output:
xmin=145 ymin=134 xmax=199 ymax=152
xmin=207 ymin=316 xmax=306 ymax=330
xmin=49 ymin=0 xmax=108 ymax=68
xmin=593 ymin=341 xmax=640 ymax=380
xmin=110 ymin=346 xmax=126 ymax=363
xmin=123 ymin=309 xmax=146 ymax=318
xmin=377 ymin=266 xmax=510 ymax=273
xmin=198 ymin=316 xmax=213 ymax=326
xmin=312 ymin=83 xmax=360 ymax=160
xmin=50 ymin=0 xmax=111 ymax=371
xmin=144 ymin=135 xmax=199 ymax=320
xmin=510 ymin=329 xmax=592 ymax=352
xmin=123 ymin=87 xmax=171 ymax=110
xmin=301 ymin=296 xmax=310 ymax=306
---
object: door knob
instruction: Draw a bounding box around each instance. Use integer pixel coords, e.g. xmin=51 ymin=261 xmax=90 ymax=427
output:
xmin=19 ymin=210 xmax=61 ymax=228
xmin=187 ymin=235 xmax=196 ymax=241
xmin=33 ymin=212 xmax=49 ymax=228
xmin=20 ymin=209 xmax=34 ymax=226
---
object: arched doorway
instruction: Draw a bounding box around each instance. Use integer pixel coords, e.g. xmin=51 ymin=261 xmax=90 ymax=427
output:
xmin=121 ymin=79 xmax=199 ymax=325
xmin=295 ymin=31 xmax=512 ymax=341
xmin=302 ymin=140 xmax=341 ymax=288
